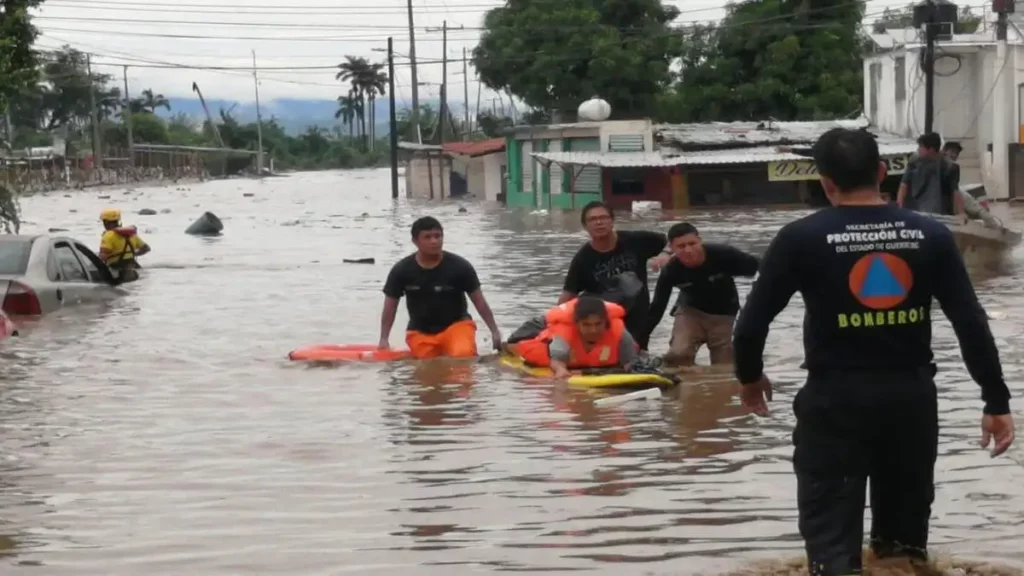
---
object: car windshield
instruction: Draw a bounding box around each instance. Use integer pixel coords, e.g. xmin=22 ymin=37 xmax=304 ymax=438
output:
xmin=0 ymin=238 xmax=31 ymax=275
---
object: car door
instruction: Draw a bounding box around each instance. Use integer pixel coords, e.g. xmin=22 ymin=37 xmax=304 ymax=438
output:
xmin=71 ymin=242 xmax=126 ymax=298
xmin=50 ymin=240 xmax=94 ymax=305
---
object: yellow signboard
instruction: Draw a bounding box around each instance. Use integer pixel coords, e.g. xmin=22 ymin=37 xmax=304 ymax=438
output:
xmin=767 ymin=155 xmax=910 ymax=182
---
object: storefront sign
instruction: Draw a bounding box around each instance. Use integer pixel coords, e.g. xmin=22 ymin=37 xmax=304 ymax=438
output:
xmin=767 ymin=155 xmax=910 ymax=181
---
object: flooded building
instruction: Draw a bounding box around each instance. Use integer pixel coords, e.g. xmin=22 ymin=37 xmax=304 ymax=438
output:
xmin=507 ymin=118 xmax=916 ymax=210
xmin=399 ymin=138 xmax=507 ymax=201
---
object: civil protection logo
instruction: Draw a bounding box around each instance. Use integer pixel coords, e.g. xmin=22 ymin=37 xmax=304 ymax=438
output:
xmin=847 ymin=252 xmax=913 ymax=309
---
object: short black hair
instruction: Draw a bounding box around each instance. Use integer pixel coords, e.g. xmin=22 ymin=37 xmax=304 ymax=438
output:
xmin=574 ymin=295 xmax=609 ymax=322
xmin=812 ymin=128 xmax=881 ymax=192
xmin=667 ymin=222 xmax=698 ymax=241
xmin=580 ymin=201 xmax=613 ymax=226
xmin=411 ymin=216 xmax=442 ymax=238
xmin=943 ymin=141 xmax=962 ymax=153
xmin=917 ymin=132 xmax=941 ymax=151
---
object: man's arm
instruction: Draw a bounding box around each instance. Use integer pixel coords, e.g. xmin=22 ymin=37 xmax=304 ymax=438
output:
xmin=932 ymin=228 xmax=1011 ymax=415
xmin=733 ymin=227 xmax=801 ymax=384
xmin=949 ymin=163 xmax=965 ymax=215
xmin=642 ymin=264 xmax=677 ymax=348
xmin=722 ymin=246 xmax=760 ymax=277
xmin=559 ymin=252 xmax=583 ymax=304
xmin=132 ymin=236 xmax=151 ymax=257
xmin=379 ymin=264 xmax=405 ymax=347
xmin=98 ymin=232 xmax=114 ymax=261
xmin=897 ymin=167 xmax=913 ymax=207
xmin=632 ymin=230 xmax=669 ymax=260
xmin=548 ymin=336 xmax=572 ymax=377
xmin=469 ymin=290 xmax=501 ymax=337
xmin=618 ymin=330 xmax=639 ymax=366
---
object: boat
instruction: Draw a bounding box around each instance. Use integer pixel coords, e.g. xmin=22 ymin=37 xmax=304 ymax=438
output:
xmin=929 ymin=185 xmax=1022 ymax=259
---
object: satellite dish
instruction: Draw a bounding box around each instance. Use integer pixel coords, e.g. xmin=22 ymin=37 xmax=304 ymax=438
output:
xmin=578 ymin=97 xmax=611 ymax=122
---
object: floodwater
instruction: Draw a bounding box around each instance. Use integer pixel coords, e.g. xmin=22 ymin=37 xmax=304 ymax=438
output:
xmin=1 ymin=169 xmax=1024 ymax=575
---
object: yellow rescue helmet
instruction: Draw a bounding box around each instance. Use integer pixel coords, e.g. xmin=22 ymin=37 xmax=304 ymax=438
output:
xmin=100 ymin=208 xmax=121 ymax=222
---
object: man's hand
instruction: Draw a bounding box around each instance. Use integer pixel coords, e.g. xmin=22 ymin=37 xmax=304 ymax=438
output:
xmin=377 ymin=338 xmax=390 ymax=350
xmin=981 ymin=413 xmax=1015 ymax=457
xmin=650 ymin=252 xmax=672 ymax=272
xmin=740 ymin=375 xmax=773 ymax=416
xmin=552 ymin=366 xmax=572 ymax=380
xmin=490 ymin=329 xmax=503 ymax=351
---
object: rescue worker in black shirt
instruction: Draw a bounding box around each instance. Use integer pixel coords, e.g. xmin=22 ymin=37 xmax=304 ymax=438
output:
xmin=641 ymin=222 xmax=759 ymax=366
xmin=559 ymin=201 xmax=671 ymax=349
xmin=733 ymin=127 xmax=1015 ymax=575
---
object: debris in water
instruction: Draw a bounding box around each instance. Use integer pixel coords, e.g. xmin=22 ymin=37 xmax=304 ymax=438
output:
xmin=138 ymin=208 xmax=157 ymax=215
xmin=343 ymin=258 xmax=375 ymax=265
xmin=184 ymin=212 xmax=224 ymax=236
xmin=243 ymin=193 xmax=255 ymax=197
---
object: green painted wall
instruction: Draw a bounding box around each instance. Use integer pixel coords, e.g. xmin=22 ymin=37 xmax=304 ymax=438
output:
xmin=505 ymin=137 xmax=534 ymax=208
xmin=502 ymin=135 xmax=602 ymax=210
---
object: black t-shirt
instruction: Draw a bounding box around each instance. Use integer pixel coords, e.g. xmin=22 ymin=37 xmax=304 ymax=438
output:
xmin=732 ymin=204 xmax=1009 ymax=415
xmin=643 ymin=244 xmax=760 ymax=342
xmin=382 ymin=251 xmax=481 ymax=334
xmin=562 ymin=230 xmax=667 ymax=338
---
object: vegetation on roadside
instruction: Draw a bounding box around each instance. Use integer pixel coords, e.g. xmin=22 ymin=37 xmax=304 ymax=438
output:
xmin=1 ymin=0 xmax=44 ymax=232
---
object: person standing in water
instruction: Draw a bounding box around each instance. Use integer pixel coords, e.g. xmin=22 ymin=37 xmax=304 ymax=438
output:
xmin=98 ymin=208 xmax=150 ymax=283
xmin=641 ymin=222 xmax=759 ymax=366
xmin=896 ymin=132 xmax=964 ymax=217
xmin=733 ymin=127 xmax=1013 ymax=575
xmin=559 ymin=201 xmax=671 ymax=349
xmin=378 ymin=216 xmax=503 ymax=359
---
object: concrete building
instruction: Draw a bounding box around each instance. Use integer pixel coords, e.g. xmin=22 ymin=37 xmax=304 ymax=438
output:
xmin=512 ymin=118 xmax=916 ymax=209
xmin=399 ymin=139 xmax=507 ymax=201
xmin=863 ymin=26 xmax=1024 ymax=199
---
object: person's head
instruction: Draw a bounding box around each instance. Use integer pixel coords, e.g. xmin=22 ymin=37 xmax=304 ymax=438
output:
xmin=580 ymin=201 xmax=614 ymax=240
xmin=100 ymin=208 xmax=121 ymax=230
xmin=916 ymin=132 xmax=942 ymax=159
xmin=411 ymin=216 xmax=443 ymax=256
xmin=573 ymin=295 xmax=610 ymax=344
xmin=812 ymin=128 xmax=886 ymax=204
xmin=667 ymin=222 xmax=704 ymax=267
xmin=943 ymin=141 xmax=962 ymax=161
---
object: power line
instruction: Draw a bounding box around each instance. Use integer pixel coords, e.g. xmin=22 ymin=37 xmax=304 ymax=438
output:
xmin=41 ymin=1 xmax=503 ymax=15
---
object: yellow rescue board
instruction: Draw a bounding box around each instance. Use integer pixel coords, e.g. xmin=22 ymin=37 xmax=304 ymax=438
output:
xmin=499 ymin=353 xmax=676 ymax=389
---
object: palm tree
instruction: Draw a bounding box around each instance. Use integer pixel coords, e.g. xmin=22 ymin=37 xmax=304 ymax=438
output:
xmin=336 ymin=56 xmax=368 ymax=142
xmin=140 ymin=88 xmax=171 ymax=113
xmin=359 ymin=63 xmax=388 ymax=151
xmin=334 ymin=93 xmax=357 ymax=141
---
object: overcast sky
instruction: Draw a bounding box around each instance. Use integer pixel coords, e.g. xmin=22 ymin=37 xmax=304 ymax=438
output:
xmin=31 ymin=0 xmax=914 ymax=109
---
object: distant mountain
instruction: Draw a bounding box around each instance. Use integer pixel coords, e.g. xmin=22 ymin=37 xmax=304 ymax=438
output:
xmin=160 ymin=97 xmax=452 ymax=135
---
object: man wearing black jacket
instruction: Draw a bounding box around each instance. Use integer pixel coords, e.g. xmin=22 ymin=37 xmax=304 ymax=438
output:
xmin=733 ymin=127 xmax=1015 ymax=575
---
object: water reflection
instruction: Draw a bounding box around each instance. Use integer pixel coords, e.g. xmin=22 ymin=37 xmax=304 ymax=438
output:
xmin=0 ymin=171 xmax=1023 ymax=573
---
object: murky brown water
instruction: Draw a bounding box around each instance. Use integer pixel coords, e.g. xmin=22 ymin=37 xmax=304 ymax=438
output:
xmin=1 ymin=169 xmax=1024 ymax=574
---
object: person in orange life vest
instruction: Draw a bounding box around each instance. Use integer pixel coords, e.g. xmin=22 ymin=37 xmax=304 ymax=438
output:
xmin=379 ymin=216 xmax=503 ymax=359
xmin=513 ymin=295 xmax=639 ymax=379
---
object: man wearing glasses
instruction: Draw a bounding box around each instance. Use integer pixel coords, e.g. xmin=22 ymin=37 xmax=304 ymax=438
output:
xmin=558 ymin=201 xmax=670 ymax=349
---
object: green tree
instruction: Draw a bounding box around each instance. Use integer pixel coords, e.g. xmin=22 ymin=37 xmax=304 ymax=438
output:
xmin=472 ymin=0 xmax=681 ymax=118
xmin=335 ymin=93 xmax=358 ymax=139
xmin=657 ymin=0 xmax=864 ymax=123
xmin=1 ymin=0 xmax=44 ymax=232
xmin=871 ymin=4 xmax=981 ymax=34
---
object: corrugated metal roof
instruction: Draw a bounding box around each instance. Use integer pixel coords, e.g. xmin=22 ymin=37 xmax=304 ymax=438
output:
xmin=443 ymin=138 xmax=506 ymax=157
xmin=532 ymin=143 xmax=915 ymax=168
xmin=532 ymin=151 xmax=684 ymax=168
xmin=656 ymin=118 xmax=874 ymax=148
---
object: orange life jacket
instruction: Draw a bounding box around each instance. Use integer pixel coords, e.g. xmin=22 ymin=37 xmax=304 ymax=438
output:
xmin=513 ymin=299 xmax=630 ymax=369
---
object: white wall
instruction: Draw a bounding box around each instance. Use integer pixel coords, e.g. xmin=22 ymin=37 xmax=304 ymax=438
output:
xmin=864 ymin=40 xmax=1024 ymax=196
xmin=599 ymin=119 xmax=653 ymax=151
xmin=482 ymin=153 xmax=505 ymax=201
xmin=405 ymin=156 xmax=450 ymax=199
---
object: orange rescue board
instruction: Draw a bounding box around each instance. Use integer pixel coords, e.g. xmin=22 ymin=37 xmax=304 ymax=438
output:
xmin=288 ymin=344 xmax=411 ymax=363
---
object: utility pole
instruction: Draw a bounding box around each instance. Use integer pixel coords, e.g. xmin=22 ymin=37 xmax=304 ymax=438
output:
xmin=913 ymin=0 xmax=937 ymax=134
xmin=462 ymin=47 xmax=470 ymax=140
xmin=388 ymin=37 xmax=400 ymax=200
xmin=405 ymin=0 xmax=421 ymax=142
xmin=440 ymin=20 xmax=448 ymax=145
xmin=993 ymin=0 xmax=1013 ymax=198
xmin=122 ymin=66 xmax=134 ymax=168
xmin=86 ymin=53 xmax=102 ymax=169
xmin=3 ymin=105 xmax=12 ymax=147
xmin=252 ymin=50 xmax=264 ymax=175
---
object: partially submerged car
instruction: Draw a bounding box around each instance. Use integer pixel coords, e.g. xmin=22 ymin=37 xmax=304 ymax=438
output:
xmin=0 ymin=234 xmax=127 ymax=316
